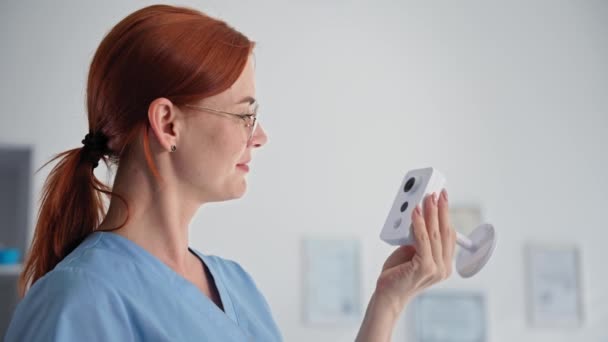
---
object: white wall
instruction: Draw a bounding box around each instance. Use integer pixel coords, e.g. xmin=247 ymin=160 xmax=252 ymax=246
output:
xmin=1 ymin=1 xmax=607 ymax=341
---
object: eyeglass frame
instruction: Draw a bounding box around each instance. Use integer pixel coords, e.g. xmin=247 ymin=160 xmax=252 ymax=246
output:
xmin=183 ymin=101 xmax=259 ymax=143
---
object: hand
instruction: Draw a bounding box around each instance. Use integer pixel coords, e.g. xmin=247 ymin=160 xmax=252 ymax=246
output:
xmin=374 ymin=189 xmax=456 ymax=317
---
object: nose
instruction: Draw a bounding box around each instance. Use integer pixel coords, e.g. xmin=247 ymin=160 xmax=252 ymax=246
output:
xmin=249 ymin=123 xmax=268 ymax=148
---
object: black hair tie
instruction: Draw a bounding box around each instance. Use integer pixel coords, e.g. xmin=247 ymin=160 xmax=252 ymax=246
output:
xmin=81 ymin=131 xmax=108 ymax=169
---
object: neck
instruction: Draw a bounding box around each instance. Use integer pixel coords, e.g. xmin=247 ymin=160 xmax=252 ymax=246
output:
xmin=98 ymin=155 xmax=201 ymax=275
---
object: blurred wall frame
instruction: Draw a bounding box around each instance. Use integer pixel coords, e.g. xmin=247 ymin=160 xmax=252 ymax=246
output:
xmin=301 ymin=237 xmax=362 ymax=325
xmin=413 ymin=291 xmax=487 ymax=342
xmin=449 ymin=205 xmax=483 ymax=237
xmin=525 ymin=243 xmax=584 ymax=328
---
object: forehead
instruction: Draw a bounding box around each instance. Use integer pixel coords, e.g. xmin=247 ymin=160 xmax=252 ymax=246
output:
xmin=204 ymin=55 xmax=255 ymax=107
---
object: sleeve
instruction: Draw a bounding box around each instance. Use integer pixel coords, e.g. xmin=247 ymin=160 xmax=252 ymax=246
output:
xmin=4 ymin=268 xmax=134 ymax=342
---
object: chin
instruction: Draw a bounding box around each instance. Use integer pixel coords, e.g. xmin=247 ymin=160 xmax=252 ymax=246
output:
xmin=232 ymin=182 xmax=248 ymax=199
xmin=215 ymin=180 xmax=248 ymax=202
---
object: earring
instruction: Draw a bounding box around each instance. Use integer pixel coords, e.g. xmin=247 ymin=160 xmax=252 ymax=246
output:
xmin=170 ymin=145 xmax=177 ymax=152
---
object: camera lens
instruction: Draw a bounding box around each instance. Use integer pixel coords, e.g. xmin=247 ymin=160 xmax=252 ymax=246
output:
xmin=400 ymin=201 xmax=409 ymax=212
xmin=404 ymin=177 xmax=415 ymax=192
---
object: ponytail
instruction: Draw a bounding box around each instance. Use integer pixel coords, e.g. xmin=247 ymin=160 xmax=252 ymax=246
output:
xmin=18 ymin=135 xmax=112 ymax=297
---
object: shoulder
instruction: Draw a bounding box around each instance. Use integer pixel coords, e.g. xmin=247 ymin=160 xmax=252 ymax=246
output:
xmin=6 ymin=258 xmax=133 ymax=341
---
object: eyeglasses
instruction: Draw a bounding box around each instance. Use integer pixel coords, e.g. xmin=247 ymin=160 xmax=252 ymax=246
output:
xmin=183 ymin=102 xmax=259 ymax=143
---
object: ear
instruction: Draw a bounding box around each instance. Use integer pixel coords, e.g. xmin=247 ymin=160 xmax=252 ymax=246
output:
xmin=147 ymin=97 xmax=179 ymax=152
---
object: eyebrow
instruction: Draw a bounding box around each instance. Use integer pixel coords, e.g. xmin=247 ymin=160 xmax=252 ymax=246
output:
xmin=237 ymin=96 xmax=256 ymax=105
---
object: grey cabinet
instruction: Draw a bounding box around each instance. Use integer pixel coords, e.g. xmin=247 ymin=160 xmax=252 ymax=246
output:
xmin=0 ymin=147 xmax=32 ymax=337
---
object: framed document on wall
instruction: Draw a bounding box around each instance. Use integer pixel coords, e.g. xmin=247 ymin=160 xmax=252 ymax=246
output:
xmin=449 ymin=205 xmax=482 ymax=237
xmin=525 ymin=244 xmax=584 ymax=328
xmin=301 ymin=237 xmax=362 ymax=325
xmin=414 ymin=292 xmax=487 ymax=342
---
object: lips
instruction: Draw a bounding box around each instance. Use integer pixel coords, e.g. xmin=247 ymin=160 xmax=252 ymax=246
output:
xmin=237 ymin=157 xmax=251 ymax=165
xmin=237 ymin=157 xmax=251 ymax=171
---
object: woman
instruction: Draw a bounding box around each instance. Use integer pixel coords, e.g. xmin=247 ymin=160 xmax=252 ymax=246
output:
xmin=5 ymin=4 xmax=456 ymax=341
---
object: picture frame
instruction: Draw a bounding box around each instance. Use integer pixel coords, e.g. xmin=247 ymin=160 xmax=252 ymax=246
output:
xmin=301 ymin=237 xmax=362 ymax=325
xmin=449 ymin=205 xmax=482 ymax=237
xmin=414 ymin=291 xmax=487 ymax=342
xmin=525 ymin=244 xmax=584 ymax=328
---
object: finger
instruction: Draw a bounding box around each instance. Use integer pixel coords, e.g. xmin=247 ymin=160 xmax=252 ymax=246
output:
xmin=424 ymin=193 xmax=444 ymax=275
xmin=411 ymin=204 xmax=432 ymax=262
xmin=438 ymin=188 xmax=455 ymax=277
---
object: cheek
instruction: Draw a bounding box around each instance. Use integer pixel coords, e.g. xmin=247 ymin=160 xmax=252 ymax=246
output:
xmin=184 ymin=125 xmax=245 ymax=177
xmin=208 ymin=128 xmax=244 ymax=162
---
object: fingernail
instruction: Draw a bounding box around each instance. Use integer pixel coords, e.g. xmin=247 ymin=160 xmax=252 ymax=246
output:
xmin=415 ymin=205 xmax=421 ymax=217
xmin=432 ymin=193 xmax=438 ymax=206
xmin=441 ymin=189 xmax=448 ymax=202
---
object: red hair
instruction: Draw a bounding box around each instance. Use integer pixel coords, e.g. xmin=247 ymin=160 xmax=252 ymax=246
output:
xmin=19 ymin=4 xmax=254 ymax=296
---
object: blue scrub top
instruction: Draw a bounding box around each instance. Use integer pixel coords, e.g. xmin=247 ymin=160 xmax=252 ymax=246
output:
xmin=5 ymin=231 xmax=283 ymax=341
